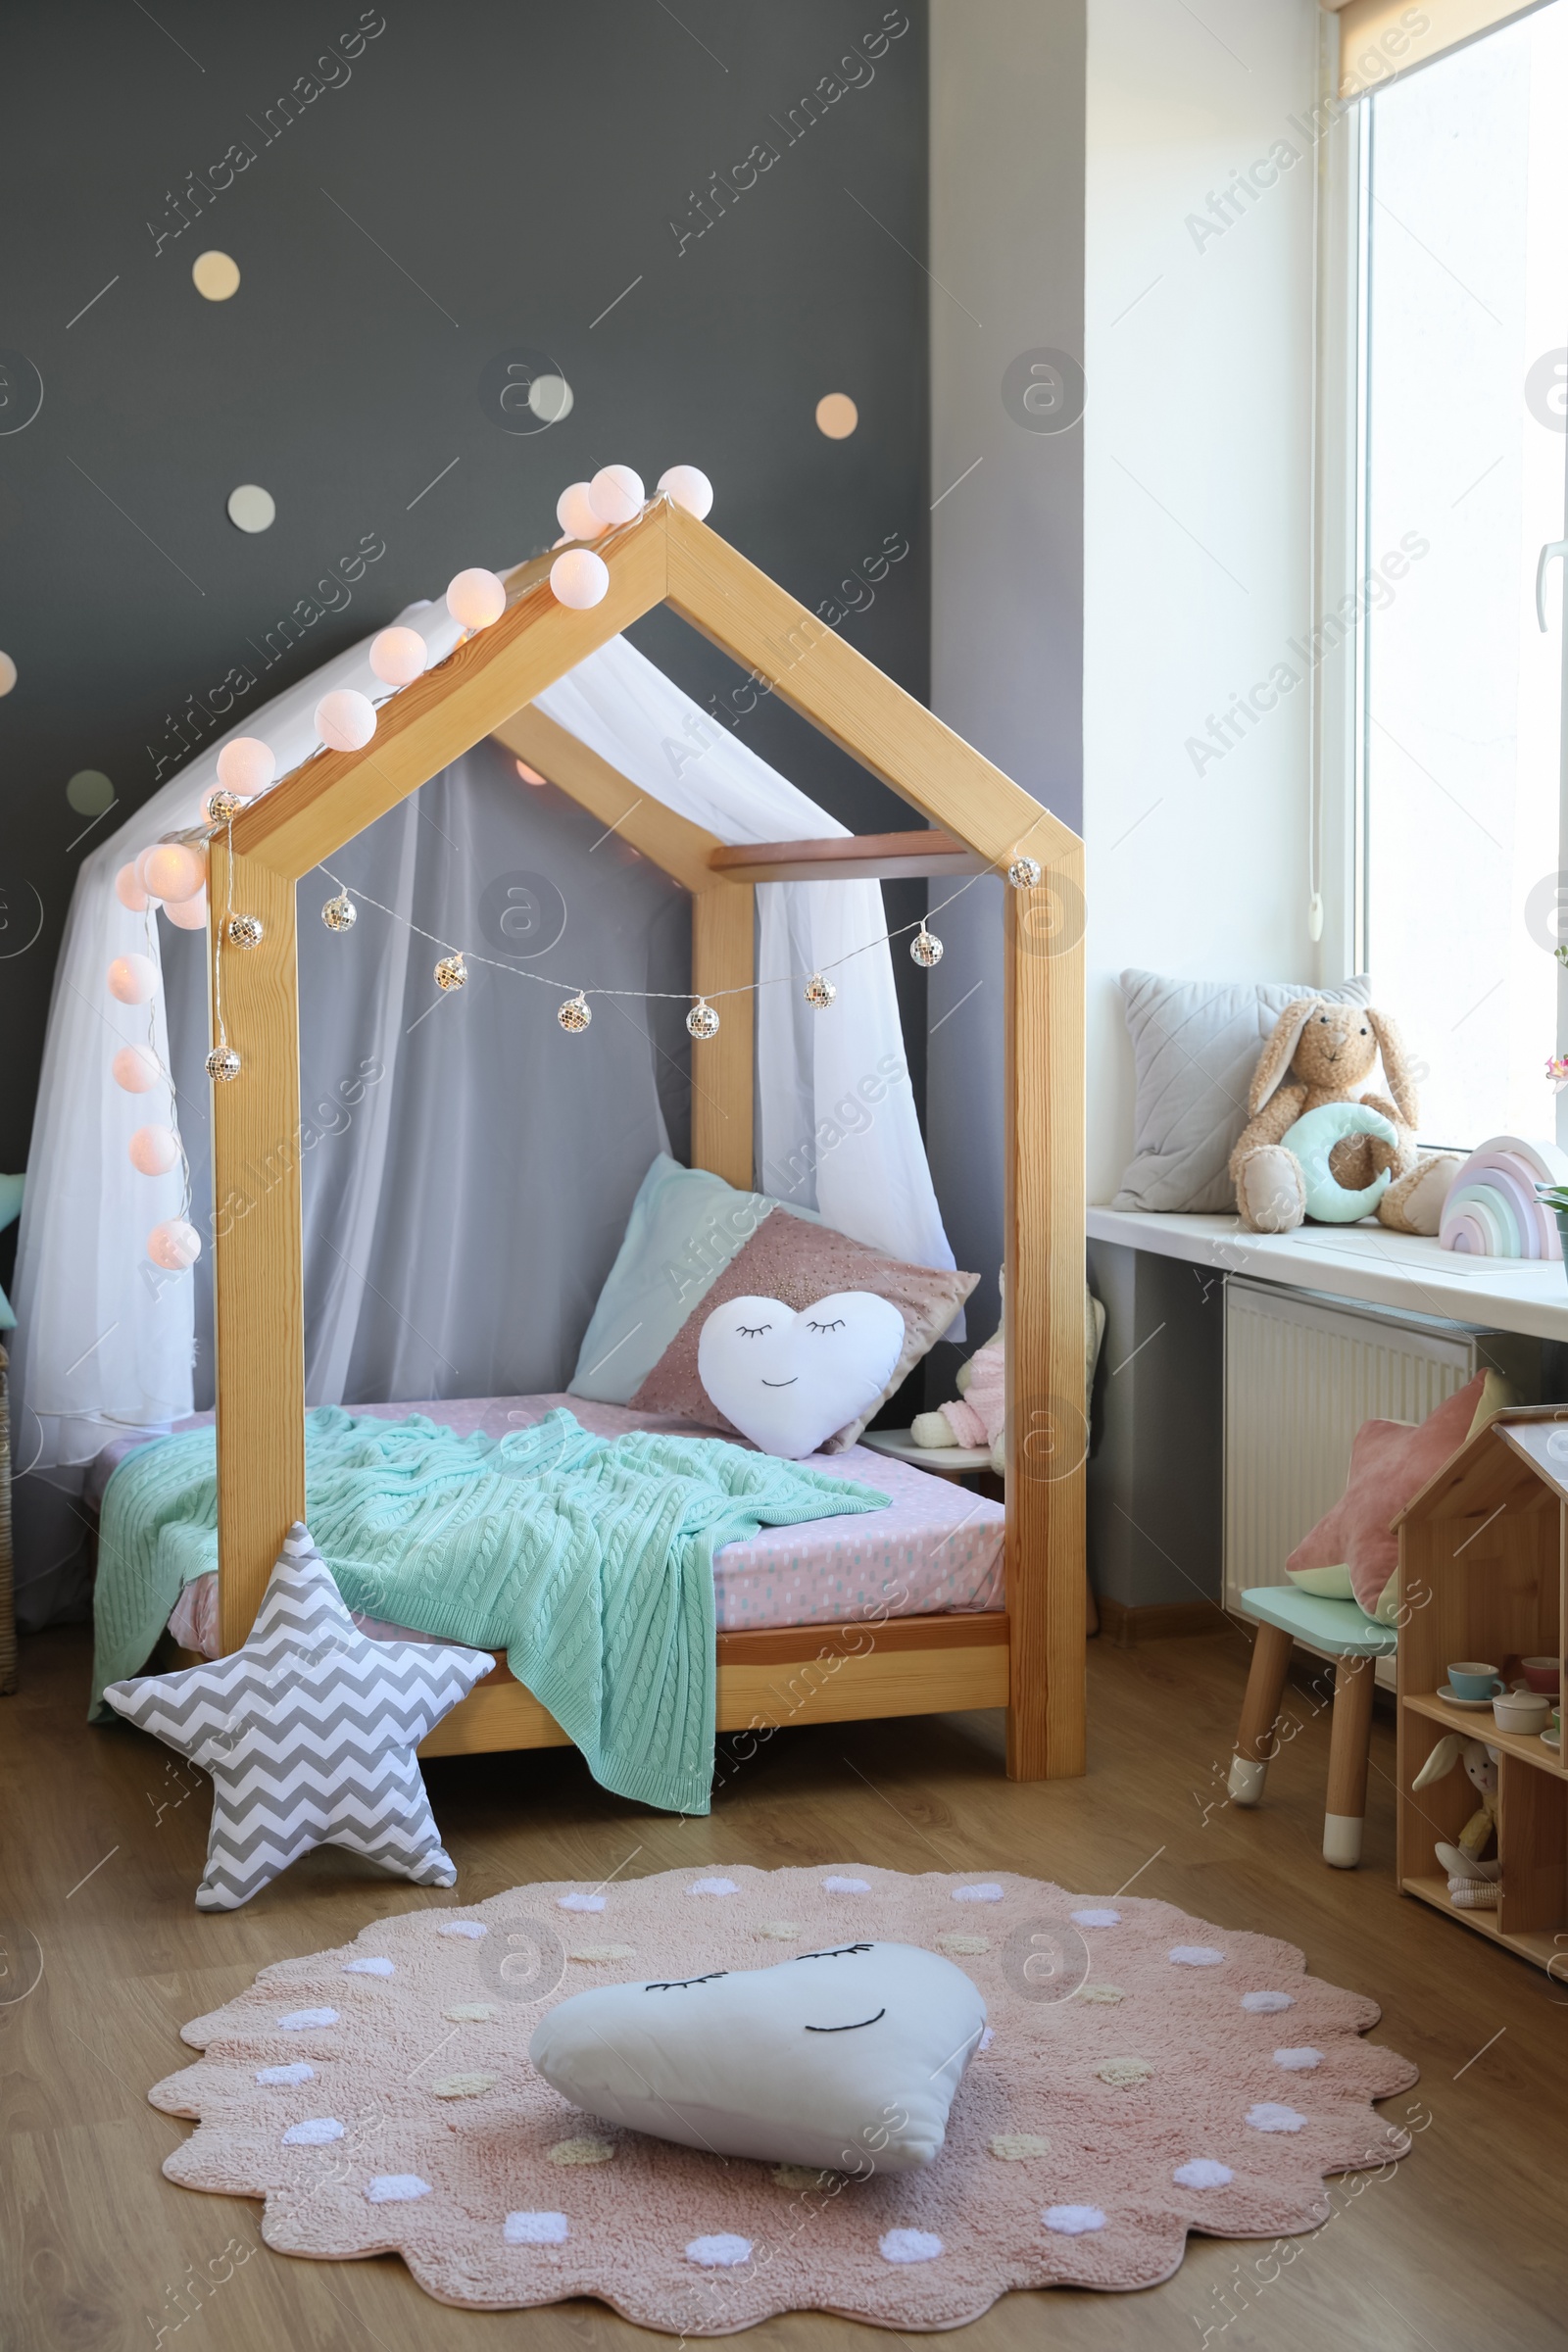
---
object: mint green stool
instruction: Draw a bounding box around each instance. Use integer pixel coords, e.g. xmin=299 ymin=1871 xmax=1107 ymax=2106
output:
xmin=1229 ymin=1587 xmax=1397 ymax=1868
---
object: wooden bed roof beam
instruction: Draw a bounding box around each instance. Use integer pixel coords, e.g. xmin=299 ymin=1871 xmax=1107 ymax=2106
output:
xmin=708 ymin=832 xmax=989 ymax=885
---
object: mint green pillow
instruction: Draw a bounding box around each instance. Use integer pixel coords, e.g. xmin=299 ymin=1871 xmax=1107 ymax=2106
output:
xmin=568 ymin=1155 xmax=817 ymax=1404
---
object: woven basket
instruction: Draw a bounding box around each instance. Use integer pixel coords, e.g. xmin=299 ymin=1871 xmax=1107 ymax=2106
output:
xmin=0 ymin=1343 xmax=14 ymax=1692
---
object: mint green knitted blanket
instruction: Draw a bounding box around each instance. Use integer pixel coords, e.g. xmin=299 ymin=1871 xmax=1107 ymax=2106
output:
xmin=91 ymin=1406 xmax=888 ymax=1814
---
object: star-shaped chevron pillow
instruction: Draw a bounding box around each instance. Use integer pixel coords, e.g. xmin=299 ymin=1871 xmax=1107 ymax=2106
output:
xmin=103 ymin=1522 xmax=492 ymax=1911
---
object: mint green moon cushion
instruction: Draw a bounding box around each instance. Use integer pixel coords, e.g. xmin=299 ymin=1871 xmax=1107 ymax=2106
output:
xmin=1277 ymin=1102 xmax=1398 ymax=1223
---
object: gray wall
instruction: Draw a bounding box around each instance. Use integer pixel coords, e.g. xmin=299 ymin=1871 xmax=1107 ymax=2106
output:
xmin=925 ymin=0 xmax=1086 ymax=1370
xmin=0 ymin=2 xmax=932 ymax=1237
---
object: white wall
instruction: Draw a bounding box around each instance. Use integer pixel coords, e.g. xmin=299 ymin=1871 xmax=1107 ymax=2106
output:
xmin=1084 ymin=0 xmax=1321 ymax=1201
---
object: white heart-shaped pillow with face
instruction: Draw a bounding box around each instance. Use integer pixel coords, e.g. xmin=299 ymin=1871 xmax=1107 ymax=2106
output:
xmin=528 ymin=1939 xmax=984 ymax=2173
xmin=697 ymin=1291 xmax=906 ymax=1457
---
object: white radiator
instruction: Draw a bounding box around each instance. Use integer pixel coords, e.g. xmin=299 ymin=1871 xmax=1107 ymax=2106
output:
xmin=1223 ymin=1279 xmax=1475 ymax=1642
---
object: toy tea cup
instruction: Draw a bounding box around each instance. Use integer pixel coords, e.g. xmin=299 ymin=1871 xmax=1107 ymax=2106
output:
xmin=1520 ymin=1656 xmax=1561 ymax=1696
xmin=1446 ymin=1662 xmax=1504 ymax=1701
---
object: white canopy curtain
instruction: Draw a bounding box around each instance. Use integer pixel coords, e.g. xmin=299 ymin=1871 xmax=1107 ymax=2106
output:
xmin=11 ymin=596 xmax=954 ymax=1627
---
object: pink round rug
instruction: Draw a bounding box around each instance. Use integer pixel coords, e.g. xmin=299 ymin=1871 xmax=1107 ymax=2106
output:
xmin=150 ymin=1865 xmax=1418 ymax=2332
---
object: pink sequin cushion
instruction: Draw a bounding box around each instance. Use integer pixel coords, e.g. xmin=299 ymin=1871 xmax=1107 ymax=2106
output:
xmin=630 ymin=1210 xmax=976 ymax=1451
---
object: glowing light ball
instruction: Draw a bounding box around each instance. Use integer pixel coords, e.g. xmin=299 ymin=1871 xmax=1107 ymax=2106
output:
xmin=143 ymin=842 xmax=206 ymax=904
xmin=0 ymin=650 xmax=16 ymax=696
xmin=217 ymin=737 xmax=275 ymax=796
xmin=315 ymin=689 xmax=377 ymax=752
xmin=368 ymin=626 xmax=428 ymax=686
xmin=588 ymin=466 xmax=644 ymax=527
xmin=108 ymin=953 xmax=158 ymax=1005
xmin=148 ymin=1218 xmax=202 ymax=1271
xmin=134 ymin=847 xmax=163 ymax=897
xmin=115 ymin=862 xmax=149 ymax=912
xmin=445 ymin=568 xmax=507 ymax=630
xmin=556 ymin=481 xmax=607 ymax=541
xmin=165 ymin=891 xmax=209 ymax=930
xmin=515 ymin=760 xmax=546 ymax=785
xmin=112 ymin=1045 xmax=161 ymax=1094
xmin=129 ymin=1124 xmax=179 ymax=1176
xmin=550 ymin=550 xmax=610 ymax=610
xmin=658 ymin=465 xmax=713 ymax=520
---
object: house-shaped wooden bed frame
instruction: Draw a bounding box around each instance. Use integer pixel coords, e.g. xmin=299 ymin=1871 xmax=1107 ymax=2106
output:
xmin=205 ymin=500 xmax=1087 ymax=1779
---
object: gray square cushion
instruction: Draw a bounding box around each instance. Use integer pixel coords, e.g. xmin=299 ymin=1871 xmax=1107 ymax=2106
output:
xmin=1111 ymin=970 xmax=1373 ymax=1214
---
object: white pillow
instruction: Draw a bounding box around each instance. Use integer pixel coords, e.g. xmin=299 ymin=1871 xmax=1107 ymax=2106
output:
xmin=697 ymin=1292 xmax=906 ymax=1458
xmin=528 ymin=1939 xmax=985 ymax=2174
xmin=1112 ymin=971 xmax=1373 ymax=1214
xmin=567 ymin=1154 xmax=818 ymax=1404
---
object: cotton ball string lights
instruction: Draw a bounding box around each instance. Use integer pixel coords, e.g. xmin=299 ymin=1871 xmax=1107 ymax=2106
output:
xmin=657 ymin=466 xmax=713 ymax=520
xmin=147 ymin=1218 xmax=202 ymax=1271
xmin=113 ymin=1045 xmax=161 ymax=1094
xmin=206 ymin=1046 xmax=241 ymax=1083
xmin=686 ymin=998 xmax=720 ymax=1041
xmin=804 ymin=972 xmax=837 ymax=1009
xmin=558 ymin=992 xmax=591 ymax=1035
xmin=587 ymin=466 xmax=643 ymax=527
xmin=128 ymin=1124 xmax=180 ymax=1176
xmin=217 ymin=737 xmax=275 ymax=798
xmin=108 ymin=953 xmax=158 ymax=1005
xmin=321 ymin=892 xmax=357 ymax=933
xmin=910 ymin=923 xmax=944 ymax=968
xmin=368 ymin=626 xmax=428 ymax=687
xmin=1007 ymin=855 xmax=1042 ymax=890
xmin=0 ymin=651 xmax=16 ymax=696
xmin=433 ymin=953 xmax=466 ymax=992
xmin=115 ymin=862 xmax=149 ymax=912
xmin=165 ymin=891 xmax=209 ymax=931
xmin=550 ymin=549 xmax=610 ymax=610
xmin=556 ymin=482 xmax=608 ymax=541
xmin=316 ymin=689 xmax=377 ymax=752
xmin=446 ymin=568 xmax=507 ymax=631
xmin=142 ymin=842 xmax=207 ymax=905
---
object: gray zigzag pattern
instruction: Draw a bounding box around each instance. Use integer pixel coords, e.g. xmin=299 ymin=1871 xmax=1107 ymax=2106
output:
xmin=103 ymin=1521 xmax=490 ymax=1911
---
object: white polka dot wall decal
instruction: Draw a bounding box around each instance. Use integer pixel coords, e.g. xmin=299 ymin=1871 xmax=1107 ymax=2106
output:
xmin=277 ymin=2007 xmax=337 ymax=2030
xmin=444 ymin=2002 xmax=496 ymax=2022
xmin=1247 ymin=2101 xmax=1307 ymax=2133
xmin=557 ymin=1891 xmax=606 ymax=1911
xmin=1173 ymin=2160 xmax=1234 ymax=2190
xmin=67 ymin=767 xmax=115 ymax=815
xmin=815 ymin=392 xmax=858 ymax=438
xmin=1273 ymin=2046 xmax=1323 ymax=2072
xmin=1241 ymin=1990 xmax=1295 ymax=2013
xmin=282 ymin=2117 xmax=344 ymax=2145
xmin=757 ymin=1921 xmax=801 ymax=1938
xmin=570 ymin=1943 xmax=635 ymax=1963
xmin=548 ymin=2135 xmax=615 ymax=2166
xmin=430 ymin=2072 xmax=496 ymax=2098
xmin=0 ymin=650 xmax=16 ymax=695
xmin=1097 ymin=2057 xmax=1153 ymax=2088
xmin=366 ymin=2175 xmax=432 ymax=2203
xmin=1071 ymin=1907 xmax=1121 ymax=1928
xmin=1169 ymin=1945 xmax=1225 ymax=1966
xmin=256 ymin=2062 xmax=315 ymax=2085
xmin=192 ymin=249 xmax=240 ymax=300
xmin=952 ymin=1883 xmax=1004 ymax=1903
xmin=880 ymin=2230 xmax=943 ymax=2265
xmin=822 ymin=1875 xmax=870 ymax=1892
xmin=343 ymin=1956 xmax=395 ymax=1976
xmin=227 ymin=482 xmax=275 ymax=533
xmin=505 ymin=2211 xmax=569 ymax=2244
xmin=1044 ymin=2205 xmax=1105 ymax=2235
xmin=990 ymin=2133 xmax=1053 ymax=2161
xmin=688 ymin=1877 xmax=738 ymax=1896
xmin=686 ymin=2234 xmax=753 ymax=2268
xmin=437 ymin=1920 xmax=487 ymax=1938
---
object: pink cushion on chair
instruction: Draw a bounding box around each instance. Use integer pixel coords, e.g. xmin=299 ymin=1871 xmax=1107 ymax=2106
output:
xmin=1286 ymin=1373 xmax=1487 ymax=1615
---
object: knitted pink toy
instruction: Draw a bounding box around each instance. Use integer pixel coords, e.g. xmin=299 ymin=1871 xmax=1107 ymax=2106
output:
xmin=911 ymin=1299 xmax=1006 ymax=1471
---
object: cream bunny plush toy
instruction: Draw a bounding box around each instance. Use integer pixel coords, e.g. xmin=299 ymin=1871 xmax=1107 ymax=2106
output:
xmin=1229 ymin=1000 xmax=1457 ymax=1236
xmin=1410 ymin=1734 xmax=1499 ymax=1909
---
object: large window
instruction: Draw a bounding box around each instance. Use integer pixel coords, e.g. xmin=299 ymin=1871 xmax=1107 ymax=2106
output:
xmin=1356 ymin=2 xmax=1567 ymax=1147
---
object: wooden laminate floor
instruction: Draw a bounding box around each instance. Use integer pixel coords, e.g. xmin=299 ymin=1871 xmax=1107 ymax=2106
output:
xmin=2 ymin=1621 xmax=1563 ymax=2351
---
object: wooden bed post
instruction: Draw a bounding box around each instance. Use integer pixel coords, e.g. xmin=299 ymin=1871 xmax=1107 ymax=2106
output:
xmin=1003 ymin=847 xmax=1087 ymax=1778
xmin=691 ymin=883 xmax=755 ymax=1188
xmin=206 ymin=835 xmax=307 ymax=1653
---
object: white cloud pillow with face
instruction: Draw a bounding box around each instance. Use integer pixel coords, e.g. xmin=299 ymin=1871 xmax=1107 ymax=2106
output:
xmin=697 ymin=1291 xmax=906 ymax=1457
xmin=528 ymin=1939 xmax=985 ymax=2173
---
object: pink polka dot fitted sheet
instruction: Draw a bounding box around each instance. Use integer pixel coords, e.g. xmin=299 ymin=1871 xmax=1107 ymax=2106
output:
xmin=120 ymin=1395 xmax=1004 ymax=1658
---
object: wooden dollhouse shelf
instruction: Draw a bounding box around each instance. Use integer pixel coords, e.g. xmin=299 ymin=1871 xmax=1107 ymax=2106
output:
xmin=1403 ymin=1690 xmax=1566 ymax=1780
xmin=1395 ymin=1407 xmax=1568 ymax=1974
